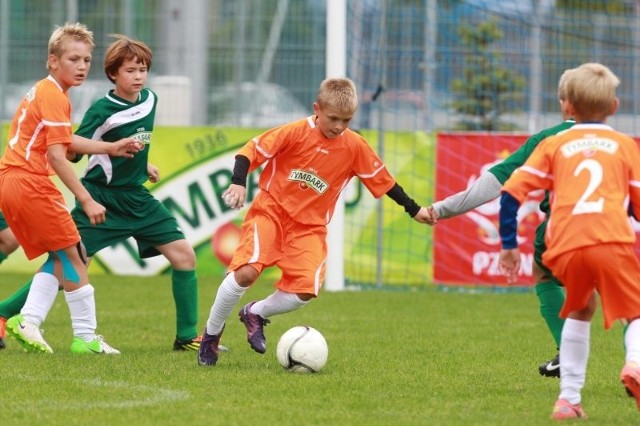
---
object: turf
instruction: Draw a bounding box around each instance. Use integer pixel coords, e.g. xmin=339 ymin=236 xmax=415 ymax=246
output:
xmin=0 ymin=273 xmax=637 ymax=425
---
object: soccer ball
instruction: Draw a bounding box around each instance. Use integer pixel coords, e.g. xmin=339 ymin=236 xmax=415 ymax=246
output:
xmin=276 ymin=326 xmax=328 ymax=373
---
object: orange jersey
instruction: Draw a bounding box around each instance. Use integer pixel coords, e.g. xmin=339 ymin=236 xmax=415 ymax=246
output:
xmin=238 ymin=116 xmax=396 ymax=225
xmin=0 ymin=76 xmax=73 ymax=176
xmin=502 ymin=123 xmax=640 ymax=263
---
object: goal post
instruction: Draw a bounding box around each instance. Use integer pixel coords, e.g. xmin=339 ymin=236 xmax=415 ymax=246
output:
xmin=324 ymin=0 xmax=347 ymax=291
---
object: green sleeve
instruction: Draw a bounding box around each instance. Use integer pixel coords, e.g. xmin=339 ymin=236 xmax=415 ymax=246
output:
xmin=489 ymin=120 xmax=575 ymax=184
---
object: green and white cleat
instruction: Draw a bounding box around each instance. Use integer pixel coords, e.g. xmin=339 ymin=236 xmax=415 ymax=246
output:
xmin=6 ymin=314 xmax=53 ymax=353
xmin=70 ymin=335 xmax=121 ymax=354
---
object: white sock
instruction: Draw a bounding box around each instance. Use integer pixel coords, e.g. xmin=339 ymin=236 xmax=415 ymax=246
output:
xmin=64 ymin=284 xmax=97 ymax=342
xmin=206 ymin=273 xmax=246 ymax=335
xmin=251 ymin=290 xmax=307 ymax=318
xmin=625 ymin=319 xmax=640 ymax=364
xmin=21 ymin=272 xmax=59 ymax=326
xmin=559 ymin=318 xmax=591 ymax=405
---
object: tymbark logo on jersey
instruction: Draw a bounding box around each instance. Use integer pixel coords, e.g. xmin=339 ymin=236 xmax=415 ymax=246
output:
xmin=288 ymin=169 xmax=329 ymax=194
xmin=560 ymin=137 xmax=618 ymax=157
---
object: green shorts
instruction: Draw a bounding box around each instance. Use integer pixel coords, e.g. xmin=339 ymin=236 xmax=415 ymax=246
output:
xmin=0 ymin=211 xmax=7 ymax=231
xmin=71 ymin=181 xmax=185 ymax=258
xmin=533 ymin=219 xmax=556 ymax=280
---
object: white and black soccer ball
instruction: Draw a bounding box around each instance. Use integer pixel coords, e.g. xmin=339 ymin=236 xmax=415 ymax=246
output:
xmin=276 ymin=326 xmax=328 ymax=373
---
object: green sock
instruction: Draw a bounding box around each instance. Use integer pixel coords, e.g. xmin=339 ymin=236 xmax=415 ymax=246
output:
xmin=0 ymin=278 xmax=32 ymax=318
xmin=535 ymin=278 xmax=566 ymax=349
xmin=0 ymin=251 xmax=7 ymax=264
xmin=172 ymin=269 xmax=198 ymax=341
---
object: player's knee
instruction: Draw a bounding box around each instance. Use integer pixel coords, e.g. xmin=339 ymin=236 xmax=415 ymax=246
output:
xmin=297 ymin=292 xmax=315 ymax=302
xmin=233 ymin=266 xmax=259 ymax=286
xmin=0 ymin=230 xmax=19 ymax=254
xmin=165 ymin=240 xmax=196 ymax=270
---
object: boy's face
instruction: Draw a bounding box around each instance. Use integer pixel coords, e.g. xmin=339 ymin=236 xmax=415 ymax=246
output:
xmin=110 ymin=57 xmax=148 ymax=101
xmin=48 ymin=41 xmax=92 ymax=91
xmin=313 ymin=103 xmax=354 ymax=139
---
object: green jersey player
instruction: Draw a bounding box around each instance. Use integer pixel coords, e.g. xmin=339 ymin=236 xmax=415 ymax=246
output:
xmin=429 ymin=69 xmax=576 ymax=378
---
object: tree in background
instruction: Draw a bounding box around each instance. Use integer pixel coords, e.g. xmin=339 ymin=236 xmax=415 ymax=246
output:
xmin=450 ymin=20 xmax=525 ymax=131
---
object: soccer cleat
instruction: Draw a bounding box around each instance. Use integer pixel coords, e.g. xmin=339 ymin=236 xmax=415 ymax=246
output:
xmin=551 ymin=399 xmax=587 ymax=420
xmin=0 ymin=316 xmax=6 ymax=350
xmin=174 ymin=335 xmax=202 ymax=351
xmin=239 ymin=302 xmax=270 ymax=354
xmin=539 ymin=353 xmax=560 ymax=378
xmin=5 ymin=314 xmax=53 ymax=353
xmin=197 ymin=326 xmax=224 ymax=366
xmin=621 ymin=362 xmax=640 ymax=410
xmin=174 ymin=335 xmax=230 ymax=352
xmin=70 ymin=335 xmax=121 ymax=354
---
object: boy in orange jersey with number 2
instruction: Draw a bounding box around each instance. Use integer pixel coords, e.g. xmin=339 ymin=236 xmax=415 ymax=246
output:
xmin=498 ymin=62 xmax=640 ymax=420
xmin=0 ymin=23 xmax=142 ymax=354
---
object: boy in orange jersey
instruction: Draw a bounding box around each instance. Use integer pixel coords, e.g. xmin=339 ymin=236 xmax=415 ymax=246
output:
xmin=0 ymin=22 xmax=142 ymax=354
xmin=198 ymin=77 xmax=432 ymax=366
xmin=498 ymin=63 xmax=640 ymax=420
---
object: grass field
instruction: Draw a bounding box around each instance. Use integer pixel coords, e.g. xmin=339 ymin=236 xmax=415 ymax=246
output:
xmin=0 ymin=273 xmax=637 ymax=425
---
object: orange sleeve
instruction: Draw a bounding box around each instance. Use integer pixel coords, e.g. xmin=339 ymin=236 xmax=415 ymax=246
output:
xmin=38 ymin=85 xmax=74 ymax=147
xmin=502 ymin=138 xmax=555 ymax=202
xmin=350 ymin=133 xmax=395 ymax=198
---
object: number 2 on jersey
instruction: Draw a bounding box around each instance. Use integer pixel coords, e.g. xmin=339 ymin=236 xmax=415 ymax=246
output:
xmin=572 ymin=158 xmax=604 ymax=215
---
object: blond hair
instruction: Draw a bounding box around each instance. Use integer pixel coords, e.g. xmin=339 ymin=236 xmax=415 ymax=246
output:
xmin=104 ymin=34 xmax=153 ymax=83
xmin=316 ymin=78 xmax=358 ymax=114
xmin=557 ymin=68 xmax=575 ymax=101
xmin=47 ymin=22 xmax=94 ymax=70
xmin=565 ymin=63 xmax=619 ymax=121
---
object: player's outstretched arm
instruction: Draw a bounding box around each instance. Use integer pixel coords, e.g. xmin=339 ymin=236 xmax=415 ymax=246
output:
xmin=70 ymin=135 xmax=143 ymax=158
xmin=385 ymin=183 xmax=424 ymax=219
xmin=431 ymin=171 xmax=502 ymax=221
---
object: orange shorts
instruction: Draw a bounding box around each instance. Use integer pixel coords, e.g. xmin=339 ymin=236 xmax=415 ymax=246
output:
xmin=0 ymin=171 xmax=79 ymax=259
xmin=228 ymin=194 xmax=327 ymax=296
xmin=545 ymin=243 xmax=640 ymax=329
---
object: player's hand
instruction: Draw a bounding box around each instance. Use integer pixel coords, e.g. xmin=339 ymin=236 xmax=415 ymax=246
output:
xmin=147 ymin=163 xmax=160 ymax=183
xmin=498 ymin=248 xmax=521 ymax=284
xmin=222 ymin=184 xmax=246 ymax=210
xmin=108 ymin=138 xmax=145 ymax=158
xmin=80 ymin=198 xmax=107 ymax=226
xmin=426 ymin=205 xmax=439 ymax=225
xmin=411 ymin=206 xmax=432 ymax=224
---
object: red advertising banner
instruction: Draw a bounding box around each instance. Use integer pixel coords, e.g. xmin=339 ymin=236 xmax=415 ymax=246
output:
xmin=434 ymin=132 xmax=543 ymax=286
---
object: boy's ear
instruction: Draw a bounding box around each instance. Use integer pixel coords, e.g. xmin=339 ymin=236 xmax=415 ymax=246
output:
xmin=610 ymin=97 xmax=619 ymax=116
xmin=47 ymin=54 xmax=58 ymax=70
